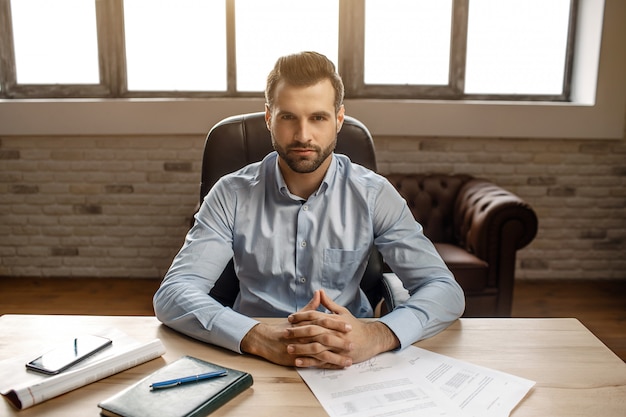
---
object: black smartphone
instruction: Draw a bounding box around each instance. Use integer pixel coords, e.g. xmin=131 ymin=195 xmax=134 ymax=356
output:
xmin=25 ymin=335 xmax=112 ymax=375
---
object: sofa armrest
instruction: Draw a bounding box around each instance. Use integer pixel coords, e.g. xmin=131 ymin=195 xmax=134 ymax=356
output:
xmin=454 ymin=179 xmax=538 ymax=289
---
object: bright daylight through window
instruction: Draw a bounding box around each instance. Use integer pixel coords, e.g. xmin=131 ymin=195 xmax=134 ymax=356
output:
xmin=235 ymin=0 xmax=338 ymax=92
xmin=124 ymin=0 xmax=227 ymax=91
xmin=364 ymin=0 xmax=452 ymax=86
xmin=465 ymin=0 xmax=572 ymax=95
xmin=10 ymin=0 xmax=99 ymax=84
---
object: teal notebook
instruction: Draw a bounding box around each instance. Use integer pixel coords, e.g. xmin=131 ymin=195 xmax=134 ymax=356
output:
xmin=98 ymin=355 xmax=253 ymax=417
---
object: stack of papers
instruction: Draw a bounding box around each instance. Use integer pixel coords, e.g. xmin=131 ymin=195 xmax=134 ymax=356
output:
xmin=298 ymin=345 xmax=534 ymax=417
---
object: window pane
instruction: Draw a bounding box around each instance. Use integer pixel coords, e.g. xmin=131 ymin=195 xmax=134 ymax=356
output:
xmin=465 ymin=0 xmax=572 ymax=95
xmin=124 ymin=0 xmax=226 ymax=91
xmin=10 ymin=0 xmax=99 ymax=84
xmin=235 ymin=0 xmax=338 ymax=92
xmin=364 ymin=0 xmax=452 ymax=85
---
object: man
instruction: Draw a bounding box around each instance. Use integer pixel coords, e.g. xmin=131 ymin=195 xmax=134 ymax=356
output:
xmin=153 ymin=51 xmax=464 ymax=369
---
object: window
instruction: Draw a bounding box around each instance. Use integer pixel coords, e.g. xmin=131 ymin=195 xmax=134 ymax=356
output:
xmin=11 ymin=0 xmax=99 ymax=84
xmin=0 ymin=0 xmax=577 ymax=101
xmin=363 ymin=1 xmax=453 ymax=86
xmin=235 ymin=0 xmax=339 ymax=92
xmin=124 ymin=0 xmax=227 ymax=92
xmin=464 ymin=0 xmax=573 ymax=96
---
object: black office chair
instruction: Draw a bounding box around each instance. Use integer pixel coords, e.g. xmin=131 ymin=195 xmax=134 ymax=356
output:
xmin=197 ymin=112 xmax=395 ymax=313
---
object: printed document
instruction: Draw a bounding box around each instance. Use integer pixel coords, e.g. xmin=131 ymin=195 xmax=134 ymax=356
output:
xmin=297 ymin=345 xmax=534 ymax=417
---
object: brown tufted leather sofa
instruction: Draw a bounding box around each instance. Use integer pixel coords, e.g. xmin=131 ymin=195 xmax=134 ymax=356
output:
xmin=194 ymin=112 xmax=538 ymax=318
xmin=384 ymin=174 xmax=538 ymax=317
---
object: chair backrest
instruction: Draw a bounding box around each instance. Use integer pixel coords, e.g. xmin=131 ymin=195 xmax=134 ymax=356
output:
xmin=199 ymin=112 xmax=384 ymax=309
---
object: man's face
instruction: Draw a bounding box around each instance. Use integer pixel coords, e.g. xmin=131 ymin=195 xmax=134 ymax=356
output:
xmin=265 ymin=79 xmax=344 ymax=174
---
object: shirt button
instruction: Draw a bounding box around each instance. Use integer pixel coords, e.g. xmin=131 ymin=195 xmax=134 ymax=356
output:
xmin=299 ymin=277 xmax=307 ymax=283
xmin=302 ymin=205 xmax=309 ymax=211
xmin=301 ymin=241 xmax=307 ymax=248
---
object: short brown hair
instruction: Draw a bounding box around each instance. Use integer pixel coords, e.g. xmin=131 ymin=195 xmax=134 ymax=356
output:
xmin=265 ymin=51 xmax=344 ymax=114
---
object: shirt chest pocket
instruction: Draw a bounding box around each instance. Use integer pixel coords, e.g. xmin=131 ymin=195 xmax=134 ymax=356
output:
xmin=322 ymin=247 xmax=368 ymax=290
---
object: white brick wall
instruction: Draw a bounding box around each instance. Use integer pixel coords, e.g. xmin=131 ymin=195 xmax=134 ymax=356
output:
xmin=1 ymin=131 xmax=625 ymax=280
xmin=1 ymin=136 xmax=201 ymax=278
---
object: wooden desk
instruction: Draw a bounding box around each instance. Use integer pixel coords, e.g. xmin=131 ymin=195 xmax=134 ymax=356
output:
xmin=1 ymin=315 xmax=624 ymax=417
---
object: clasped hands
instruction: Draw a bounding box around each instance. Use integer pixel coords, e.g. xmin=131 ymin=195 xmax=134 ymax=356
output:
xmin=240 ymin=289 xmax=399 ymax=369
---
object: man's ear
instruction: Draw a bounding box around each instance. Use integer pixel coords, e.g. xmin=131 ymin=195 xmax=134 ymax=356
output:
xmin=336 ymin=105 xmax=345 ymax=133
xmin=264 ymin=104 xmax=272 ymax=131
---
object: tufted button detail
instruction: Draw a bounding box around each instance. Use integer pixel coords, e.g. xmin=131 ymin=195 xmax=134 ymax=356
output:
xmin=386 ymin=173 xmax=473 ymax=243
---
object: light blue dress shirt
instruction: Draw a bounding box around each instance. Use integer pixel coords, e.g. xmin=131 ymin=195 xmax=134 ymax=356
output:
xmin=153 ymin=152 xmax=464 ymax=354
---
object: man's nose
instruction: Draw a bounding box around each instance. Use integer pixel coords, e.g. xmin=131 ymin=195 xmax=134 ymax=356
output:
xmin=294 ymin=120 xmax=312 ymax=141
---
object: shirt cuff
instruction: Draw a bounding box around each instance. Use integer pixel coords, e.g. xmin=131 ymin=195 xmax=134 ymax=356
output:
xmin=209 ymin=308 xmax=259 ymax=353
xmin=377 ymin=307 xmax=425 ymax=350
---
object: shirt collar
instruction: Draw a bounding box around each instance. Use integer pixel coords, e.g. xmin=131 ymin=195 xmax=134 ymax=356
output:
xmin=274 ymin=152 xmax=336 ymax=200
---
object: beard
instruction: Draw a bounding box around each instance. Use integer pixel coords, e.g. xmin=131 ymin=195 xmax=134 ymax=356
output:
xmin=272 ymin=136 xmax=337 ymax=174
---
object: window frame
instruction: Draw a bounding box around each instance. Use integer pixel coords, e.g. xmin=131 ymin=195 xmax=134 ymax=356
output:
xmin=0 ymin=0 xmax=577 ymax=101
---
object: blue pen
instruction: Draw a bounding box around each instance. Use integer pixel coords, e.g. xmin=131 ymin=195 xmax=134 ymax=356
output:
xmin=149 ymin=370 xmax=228 ymax=390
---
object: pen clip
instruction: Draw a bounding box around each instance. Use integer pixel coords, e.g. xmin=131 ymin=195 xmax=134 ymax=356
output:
xmin=149 ymin=381 xmax=180 ymax=389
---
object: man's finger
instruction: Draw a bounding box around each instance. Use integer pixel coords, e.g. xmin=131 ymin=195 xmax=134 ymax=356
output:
xmin=292 ymin=351 xmax=353 ymax=369
xmin=287 ymin=316 xmax=352 ymax=333
xmin=318 ymin=289 xmax=350 ymax=315
xmin=300 ymin=289 xmax=322 ymax=312
xmin=285 ymin=325 xmax=352 ymax=345
xmin=287 ymin=334 xmax=353 ymax=354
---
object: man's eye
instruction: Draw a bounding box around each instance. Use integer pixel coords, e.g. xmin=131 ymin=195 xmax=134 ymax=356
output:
xmin=312 ymin=116 xmax=326 ymax=121
xmin=280 ymin=115 xmax=295 ymax=120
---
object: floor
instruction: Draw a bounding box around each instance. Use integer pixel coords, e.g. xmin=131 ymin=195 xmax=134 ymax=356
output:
xmin=0 ymin=277 xmax=624 ymax=361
